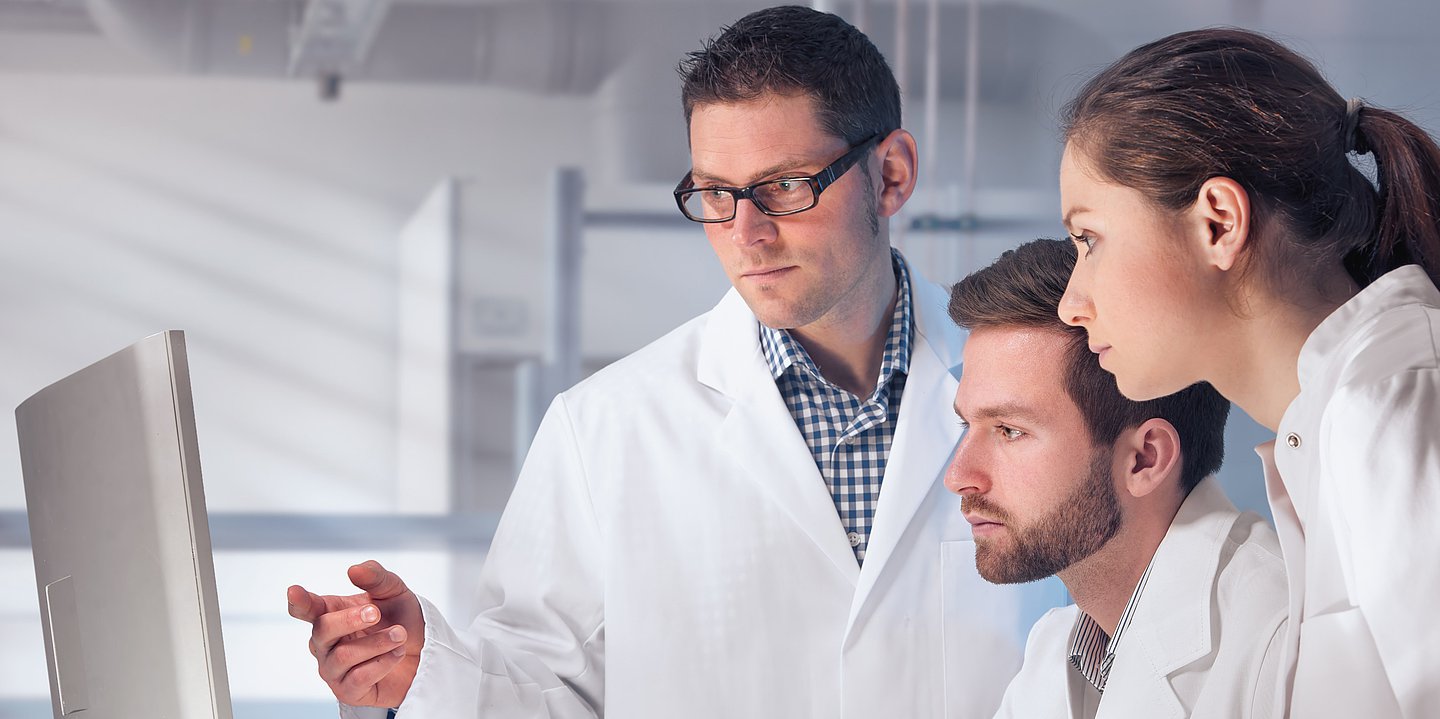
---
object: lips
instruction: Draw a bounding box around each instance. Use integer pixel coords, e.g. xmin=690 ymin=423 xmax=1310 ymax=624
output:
xmin=961 ymin=494 xmax=1009 ymax=540
xmin=1088 ymin=342 xmax=1112 ymax=363
xmin=742 ymin=266 xmax=795 ymax=279
xmin=963 ymin=510 xmax=1005 ymax=536
xmin=963 ymin=513 xmax=1003 ymax=527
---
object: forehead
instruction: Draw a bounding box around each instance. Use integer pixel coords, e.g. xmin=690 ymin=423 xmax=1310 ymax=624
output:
xmin=956 ymin=326 xmax=1085 ymax=423
xmin=1060 ymin=142 xmax=1167 ymax=223
xmin=688 ymin=94 xmax=842 ymax=182
xmin=1059 ymin=142 xmax=1105 ymax=206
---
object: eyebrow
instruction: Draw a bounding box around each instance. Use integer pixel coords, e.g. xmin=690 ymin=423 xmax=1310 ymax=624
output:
xmin=690 ymin=157 xmax=819 ymax=187
xmin=1062 ymin=206 xmax=1092 ymax=230
xmin=953 ymin=400 xmax=1045 ymax=426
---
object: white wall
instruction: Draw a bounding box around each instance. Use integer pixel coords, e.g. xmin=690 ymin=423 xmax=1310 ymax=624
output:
xmin=0 ymin=73 xmax=607 ymax=513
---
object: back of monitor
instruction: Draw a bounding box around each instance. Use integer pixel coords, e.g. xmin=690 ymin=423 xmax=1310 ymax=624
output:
xmin=16 ymin=330 xmax=233 ymax=719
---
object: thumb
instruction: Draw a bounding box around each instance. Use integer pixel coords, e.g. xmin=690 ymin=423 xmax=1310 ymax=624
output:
xmin=347 ymin=560 xmax=411 ymax=601
xmin=286 ymin=585 xmax=326 ymax=623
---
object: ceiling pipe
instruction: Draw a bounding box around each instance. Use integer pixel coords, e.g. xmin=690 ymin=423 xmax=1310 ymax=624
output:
xmin=922 ymin=0 xmax=940 ymax=186
xmin=891 ymin=0 xmax=910 ymax=250
xmin=960 ymin=0 xmax=981 ymax=222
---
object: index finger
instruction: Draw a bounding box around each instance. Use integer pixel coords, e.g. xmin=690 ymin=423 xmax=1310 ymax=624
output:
xmin=312 ymin=603 xmax=385 ymax=658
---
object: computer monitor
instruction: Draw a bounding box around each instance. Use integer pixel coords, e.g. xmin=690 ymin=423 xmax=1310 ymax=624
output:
xmin=16 ymin=330 xmax=233 ymax=719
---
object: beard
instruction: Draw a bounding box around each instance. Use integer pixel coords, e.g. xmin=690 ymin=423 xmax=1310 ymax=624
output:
xmin=962 ymin=450 xmax=1122 ymax=584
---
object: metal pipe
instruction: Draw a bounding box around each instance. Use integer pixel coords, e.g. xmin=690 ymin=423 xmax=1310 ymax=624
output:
xmin=547 ymin=167 xmax=585 ymax=394
xmin=892 ymin=0 xmax=910 ymax=250
xmin=958 ymin=0 xmax=982 ymax=277
xmin=922 ymin=0 xmax=940 ymax=269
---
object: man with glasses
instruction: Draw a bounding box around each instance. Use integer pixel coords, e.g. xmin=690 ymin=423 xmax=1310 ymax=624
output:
xmin=290 ymin=7 xmax=1040 ymax=717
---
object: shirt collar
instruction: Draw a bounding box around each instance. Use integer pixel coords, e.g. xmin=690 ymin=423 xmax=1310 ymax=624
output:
xmin=758 ymin=247 xmax=914 ymax=392
xmin=1067 ymin=559 xmax=1155 ymax=693
xmin=1296 ymin=264 xmax=1439 ymax=388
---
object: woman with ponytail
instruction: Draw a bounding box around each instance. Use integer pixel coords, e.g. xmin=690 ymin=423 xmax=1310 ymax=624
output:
xmin=1056 ymin=29 xmax=1440 ymax=718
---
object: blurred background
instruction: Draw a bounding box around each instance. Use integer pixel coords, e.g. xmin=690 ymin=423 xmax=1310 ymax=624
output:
xmin=1 ymin=0 xmax=1437 ymax=715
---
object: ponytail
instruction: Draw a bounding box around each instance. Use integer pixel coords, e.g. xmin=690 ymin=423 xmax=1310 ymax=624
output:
xmin=1353 ymin=107 xmax=1440 ymax=287
xmin=1064 ymin=28 xmax=1440 ymax=295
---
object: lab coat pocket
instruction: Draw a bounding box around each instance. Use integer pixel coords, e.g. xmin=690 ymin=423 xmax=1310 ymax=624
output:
xmin=1291 ymin=606 xmax=1400 ymax=718
xmin=940 ymin=540 xmax=1064 ymax=719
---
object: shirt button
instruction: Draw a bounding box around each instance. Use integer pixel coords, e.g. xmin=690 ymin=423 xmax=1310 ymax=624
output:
xmin=1286 ymin=433 xmax=1302 ymax=449
xmin=847 ymin=532 xmax=862 ymax=547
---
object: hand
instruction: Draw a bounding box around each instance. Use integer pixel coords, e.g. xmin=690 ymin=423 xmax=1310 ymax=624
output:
xmin=287 ymin=560 xmax=425 ymax=708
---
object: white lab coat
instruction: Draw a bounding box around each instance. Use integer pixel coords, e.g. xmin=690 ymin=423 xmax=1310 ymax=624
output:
xmin=1257 ymin=264 xmax=1440 ymax=719
xmin=993 ymin=476 xmax=1289 ymax=719
xmin=348 ymin=259 xmax=1053 ymax=719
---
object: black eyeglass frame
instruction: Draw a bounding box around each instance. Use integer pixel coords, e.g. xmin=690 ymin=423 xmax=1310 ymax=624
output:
xmin=672 ymin=132 xmax=885 ymax=223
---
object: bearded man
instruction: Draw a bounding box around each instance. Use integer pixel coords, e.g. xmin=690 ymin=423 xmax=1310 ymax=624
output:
xmin=944 ymin=239 xmax=1289 ymax=719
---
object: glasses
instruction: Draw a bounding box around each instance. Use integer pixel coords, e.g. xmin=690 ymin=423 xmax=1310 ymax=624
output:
xmin=673 ymin=133 xmax=883 ymax=223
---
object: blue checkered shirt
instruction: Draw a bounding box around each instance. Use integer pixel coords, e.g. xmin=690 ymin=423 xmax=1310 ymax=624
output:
xmin=759 ymin=249 xmax=913 ymax=565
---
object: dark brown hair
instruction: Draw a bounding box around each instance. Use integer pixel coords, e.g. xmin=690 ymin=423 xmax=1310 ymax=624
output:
xmin=949 ymin=239 xmax=1230 ymax=494
xmin=678 ymin=5 xmax=901 ymax=148
xmin=1063 ymin=28 xmax=1440 ymax=289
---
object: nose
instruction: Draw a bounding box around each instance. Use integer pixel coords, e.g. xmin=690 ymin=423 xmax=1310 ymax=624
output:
xmin=943 ymin=436 xmax=990 ymax=498
xmin=725 ymin=196 xmax=778 ymax=247
xmin=1059 ymin=261 xmax=1094 ymax=328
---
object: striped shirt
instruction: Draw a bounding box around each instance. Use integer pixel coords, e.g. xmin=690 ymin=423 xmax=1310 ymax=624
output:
xmin=1067 ymin=561 xmax=1155 ymax=692
xmin=759 ymin=248 xmax=913 ymax=565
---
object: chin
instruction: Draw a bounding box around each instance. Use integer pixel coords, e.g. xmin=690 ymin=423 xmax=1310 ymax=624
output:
xmin=974 ymin=545 xmax=1050 ymax=586
xmin=1114 ymin=370 xmax=1188 ymax=403
xmin=747 ymin=298 xmax=823 ymax=332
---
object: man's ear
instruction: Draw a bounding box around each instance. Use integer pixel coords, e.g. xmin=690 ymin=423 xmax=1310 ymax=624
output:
xmin=1116 ymin=418 xmax=1183 ymax=500
xmin=1189 ymin=177 xmax=1251 ymax=273
xmin=875 ymin=129 xmax=918 ymax=218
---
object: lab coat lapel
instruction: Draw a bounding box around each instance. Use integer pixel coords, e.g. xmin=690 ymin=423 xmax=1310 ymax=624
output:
xmin=1257 ymin=440 xmax=1304 ymax=715
xmin=846 ymin=274 xmax=964 ymax=630
xmin=1101 ymin=478 xmax=1236 ymax=719
xmin=698 ymin=289 xmax=861 ymax=586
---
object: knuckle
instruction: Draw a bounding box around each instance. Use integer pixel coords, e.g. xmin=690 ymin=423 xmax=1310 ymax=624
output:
xmin=318 ymin=659 xmax=339 ymax=685
xmin=332 ymin=637 xmax=382 ymax=670
xmin=350 ymin=654 xmax=396 ymax=691
xmin=330 ymin=641 xmax=358 ymax=668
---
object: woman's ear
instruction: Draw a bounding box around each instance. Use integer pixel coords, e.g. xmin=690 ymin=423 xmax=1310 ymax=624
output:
xmin=1116 ymin=418 xmax=1184 ymax=500
xmin=874 ymin=129 xmax=918 ymax=218
xmin=1191 ymin=177 xmax=1251 ymax=272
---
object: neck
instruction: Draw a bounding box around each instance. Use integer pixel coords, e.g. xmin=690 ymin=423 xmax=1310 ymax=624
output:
xmin=790 ymin=252 xmax=898 ymax=398
xmin=1059 ymin=499 xmax=1177 ymax=636
xmin=1206 ymin=268 xmax=1359 ymax=431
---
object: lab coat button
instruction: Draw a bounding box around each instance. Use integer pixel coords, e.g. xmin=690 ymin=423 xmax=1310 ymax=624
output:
xmin=1286 ymin=432 xmax=1302 ymax=448
xmin=847 ymin=532 xmax=861 ymax=547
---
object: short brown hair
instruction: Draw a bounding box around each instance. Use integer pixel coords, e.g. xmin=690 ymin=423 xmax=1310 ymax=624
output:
xmin=678 ymin=6 xmax=900 ymax=148
xmin=948 ymin=239 xmax=1229 ymax=494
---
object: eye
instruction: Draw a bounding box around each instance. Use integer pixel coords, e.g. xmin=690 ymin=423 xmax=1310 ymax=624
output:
xmin=997 ymin=424 xmax=1024 ymax=441
xmin=1069 ymin=232 xmax=1096 ymax=258
xmin=764 ymin=179 xmax=806 ymax=196
xmin=956 ymin=418 xmax=970 ymax=432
